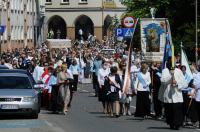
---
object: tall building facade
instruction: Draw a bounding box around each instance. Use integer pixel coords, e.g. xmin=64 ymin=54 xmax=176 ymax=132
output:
xmin=0 ymin=0 xmax=45 ymax=52
xmin=44 ymin=0 xmax=126 ymax=41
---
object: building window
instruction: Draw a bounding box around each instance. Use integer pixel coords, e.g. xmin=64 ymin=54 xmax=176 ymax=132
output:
xmin=79 ymin=0 xmax=87 ymax=4
xmin=45 ymin=0 xmax=52 ymax=4
xmin=21 ymin=27 xmax=24 ymax=40
xmin=61 ymin=0 xmax=69 ymax=4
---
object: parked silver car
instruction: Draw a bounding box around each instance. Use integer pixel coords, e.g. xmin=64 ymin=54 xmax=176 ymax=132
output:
xmin=0 ymin=73 xmax=40 ymax=118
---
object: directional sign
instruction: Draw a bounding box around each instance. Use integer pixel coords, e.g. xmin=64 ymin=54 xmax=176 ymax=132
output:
xmin=123 ymin=28 xmax=134 ymax=38
xmin=116 ymin=28 xmax=123 ymax=37
xmin=115 ymin=28 xmax=134 ymax=38
xmin=0 ymin=26 xmax=5 ymax=35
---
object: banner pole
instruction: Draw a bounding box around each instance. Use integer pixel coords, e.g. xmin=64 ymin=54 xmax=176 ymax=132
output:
xmin=122 ymin=18 xmax=139 ymax=93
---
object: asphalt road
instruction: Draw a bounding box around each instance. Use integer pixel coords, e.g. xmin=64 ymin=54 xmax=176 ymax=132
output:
xmin=0 ymin=83 xmax=199 ymax=132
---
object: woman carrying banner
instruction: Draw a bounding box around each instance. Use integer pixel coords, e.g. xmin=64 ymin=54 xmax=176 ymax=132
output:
xmin=160 ymin=63 xmax=188 ymax=130
xmin=97 ymin=61 xmax=110 ymax=114
xmin=134 ymin=63 xmax=151 ymax=119
xmin=105 ymin=66 xmax=122 ymax=117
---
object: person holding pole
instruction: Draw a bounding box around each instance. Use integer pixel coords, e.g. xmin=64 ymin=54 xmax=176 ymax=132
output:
xmin=160 ymin=62 xmax=188 ymax=130
xmin=193 ymin=66 xmax=200 ymax=129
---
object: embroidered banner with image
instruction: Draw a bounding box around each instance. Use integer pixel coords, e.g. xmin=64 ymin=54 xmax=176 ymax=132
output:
xmin=140 ymin=18 xmax=167 ymax=62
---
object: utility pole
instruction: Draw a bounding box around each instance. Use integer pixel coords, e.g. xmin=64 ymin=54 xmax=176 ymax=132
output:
xmin=196 ymin=0 xmax=198 ymax=65
xmin=102 ymin=0 xmax=104 ymax=40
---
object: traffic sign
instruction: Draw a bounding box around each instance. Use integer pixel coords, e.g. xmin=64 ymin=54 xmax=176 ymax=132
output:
xmin=0 ymin=26 xmax=5 ymax=35
xmin=123 ymin=16 xmax=135 ymax=28
xmin=124 ymin=28 xmax=134 ymax=37
xmin=116 ymin=28 xmax=123 ymax=37
xmin=115 ymin=28 xmax=134 ymax=38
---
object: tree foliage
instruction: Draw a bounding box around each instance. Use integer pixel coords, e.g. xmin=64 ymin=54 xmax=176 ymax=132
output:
xmin=121 ymin=0 xmax=197 ymax=61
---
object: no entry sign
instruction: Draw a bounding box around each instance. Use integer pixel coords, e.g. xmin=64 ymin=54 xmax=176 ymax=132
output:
xmin=123 ymin=16 xmax=135 ymax=28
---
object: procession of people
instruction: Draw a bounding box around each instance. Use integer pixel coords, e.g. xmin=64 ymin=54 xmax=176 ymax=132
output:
xmin=0 ymin=36 xmax=200 ymax=130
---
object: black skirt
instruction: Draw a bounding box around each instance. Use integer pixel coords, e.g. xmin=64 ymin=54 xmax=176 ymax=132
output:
xmin=164 ymin=103 xmax=184 ymax=126
xmin=135 ymin=91 xmax=151 ymax=117
xmin=98 ymin=85 xmax=107 ymax=102
xmin=195 ymin=101 xmax=200 ymax=122
xmin=107 ymin=92 xmax=119 ymax=102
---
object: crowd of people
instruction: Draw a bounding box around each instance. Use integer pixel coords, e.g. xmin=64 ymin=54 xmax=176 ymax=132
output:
xmin=0 ymin=38 xmax=200 ymax=130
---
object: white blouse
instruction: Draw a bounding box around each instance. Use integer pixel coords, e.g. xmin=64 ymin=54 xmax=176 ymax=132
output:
xmin=134 ymin=72 xmax=151 ymax=92
xmin=98 ymin=68 xmax=110 ymax=86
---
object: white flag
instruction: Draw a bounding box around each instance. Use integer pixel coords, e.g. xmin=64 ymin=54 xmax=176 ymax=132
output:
xmin=181 ymin=48 xmax=193 ymax=79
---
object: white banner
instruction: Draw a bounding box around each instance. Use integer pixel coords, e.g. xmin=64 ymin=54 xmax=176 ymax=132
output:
xmin=47 ymin=39 xmax=71 ymax=49
xmin=140 ymin=18 xmax=167 ymax=62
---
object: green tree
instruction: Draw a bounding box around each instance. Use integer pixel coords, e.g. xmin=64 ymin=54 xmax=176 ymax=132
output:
xmin=121 ymin=0 xmax=197 ymax=61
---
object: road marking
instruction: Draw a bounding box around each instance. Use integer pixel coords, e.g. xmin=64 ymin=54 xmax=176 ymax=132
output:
xmin=130 ymin=106 xmax=136 ymax=109
xmin=81 ymin=90 xmax=89 ymax=93
xmin=44 ymin=120 xmax=53 ymax=127
xmin=0 ymin=120 xmax=46 ymax=128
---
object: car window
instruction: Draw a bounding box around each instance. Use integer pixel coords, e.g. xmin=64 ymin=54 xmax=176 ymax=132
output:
xmin=0 ymin=70 xmax=36 ymax=84
xmin=0 ymin=76 xmax=32 ymax=89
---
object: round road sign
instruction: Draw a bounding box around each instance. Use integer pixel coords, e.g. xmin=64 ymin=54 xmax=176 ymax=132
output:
xmin=123 ymin=16 xmax=135 ymax=28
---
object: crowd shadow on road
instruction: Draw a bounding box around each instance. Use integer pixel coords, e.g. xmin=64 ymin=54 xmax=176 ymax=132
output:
xmin=89 ymin=111 xmax=104 ymax=114
xmin=88 ymin=111 xmax=112 ymax=118
xmin=0 ymin=115 xmax=35 ymax=120
xmin=96 ymin=115 xmax=114 ymax=119
xmin=126 ymin=118 xmax=146 ymax=122
xmin=88 ymin=95 xmax=97 ymax=97
xmin=147 ymin=126 xmax=170 ymax=130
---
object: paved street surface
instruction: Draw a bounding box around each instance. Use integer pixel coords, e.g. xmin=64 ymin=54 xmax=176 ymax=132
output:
xmin=0 ymin=83 xmax=199 ymax=132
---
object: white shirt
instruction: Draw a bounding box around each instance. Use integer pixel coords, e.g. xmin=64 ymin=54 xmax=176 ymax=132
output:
xmin=32 ymin=65 xmax=44 ymax=83
xmin=193 ymin=72 xmax=200 ymax=102
xmin=131 ymin=65 xmax=140 ymax=75
xmin=66 ymin=69 xmax=74 ymax=79
xmin=70 ymin=65 xmax=79 ymax=75
xmin=98 ymin=68 xmax=110 ymax=86
xmin=134 ymin=72 xmax=151 ymax=92
xmin=159 ymin=68 xmax=188 ymax=103
xmin=4 ymin=63 xmax=13 ymax=69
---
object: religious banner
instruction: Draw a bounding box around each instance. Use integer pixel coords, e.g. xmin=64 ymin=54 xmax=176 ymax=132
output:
xmin=47 ymin=39 xmax=71 ymax=49
xmin=140 ymin=18 xmax=167 ymax=62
